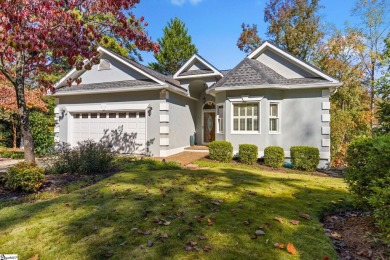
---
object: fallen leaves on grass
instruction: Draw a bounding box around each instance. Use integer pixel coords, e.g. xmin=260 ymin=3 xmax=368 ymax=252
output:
xmin=299 ymin=213 xmax=311 ymax=220
xmin=290 ymin=220 xmax=300 ymax=225
xmin=185 ymin=241 xmax=200 ymax=251
xmin=273 ymin=217 xmax=285 ymax=223
xmin=274 ymin=243 xmax=285 ymax=249
xmin=203 ymin=245 xmax=212 ymax=252
xmin=287 ymin=243 xmax=297 ymax=255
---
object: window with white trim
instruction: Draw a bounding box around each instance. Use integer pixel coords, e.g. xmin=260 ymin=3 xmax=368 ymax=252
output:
xmin=232 ymin=103 xmax=259 ymax=132
xmin=217 ymin=105 xmax=224 ymax=133
xmin=269 ymin=102 xmax=280 ymax=133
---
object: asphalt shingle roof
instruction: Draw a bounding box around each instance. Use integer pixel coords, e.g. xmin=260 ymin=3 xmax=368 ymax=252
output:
xmin=56 ymin=80 xmax=162 ymax=93
xmin=179 ymin=69 xmax=213 ymax=77
xmin=209 ymin=58 xmax=327 ymax=90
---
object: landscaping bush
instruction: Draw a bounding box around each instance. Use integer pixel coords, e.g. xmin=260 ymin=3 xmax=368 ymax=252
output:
xmin=239 ymin=144 xmax=258 ymax=165
xmin=5 ymin=162 xmax=45 ymax=193
xmin=345 ymin=134 xmax=390 ymax=241
xmin=48 ymin=140 xmax=115 ymax=175
xmin=290 ymin=146 xmax=320 ymax=171
xmin=30 ymin=110 xmax=54 ymax=156
xmin=264 ymin=146 xmax=284 ymax=168
xmin=209 ymin=141 xmax=233 ymax=163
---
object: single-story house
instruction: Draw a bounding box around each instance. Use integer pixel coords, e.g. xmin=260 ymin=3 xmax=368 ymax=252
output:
xmin=53 ymin=41 xmax=341 ymax=167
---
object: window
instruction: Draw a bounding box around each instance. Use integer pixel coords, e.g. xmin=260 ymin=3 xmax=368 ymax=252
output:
xmin=90 ymin=113 xmax=98 ymax=118
xmin=100 ymin=113 xmax=107 ymax=118
xmin=129 ymin=113 xmax=136 ymax=118
xmin=139 ymin=112 xmax=145 ymax=118
xmin=109 ymin=113 xmax=116 ymax=118
xmin=82 ymin=113 xmax=88 ymax=119
xmin=217 ymin=105 xmax=224 ymax=133
xmin=269 ymin=102 xmax=280 ymax=133
xmin=118 ymin=113 xmax=126 ymax=118
xmin=74 ymin=114 xmax=80 ymax=119
xmin=232 ymin=103 xmax=259 ymax=132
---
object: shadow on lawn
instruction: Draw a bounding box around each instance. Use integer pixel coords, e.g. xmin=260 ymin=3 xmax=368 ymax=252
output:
xmin=0 ymin=165 xmax=349 ymax=259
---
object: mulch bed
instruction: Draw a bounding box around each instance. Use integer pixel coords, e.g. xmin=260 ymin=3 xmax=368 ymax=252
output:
xmin=322 ymin=211 xmax=389 ymax=260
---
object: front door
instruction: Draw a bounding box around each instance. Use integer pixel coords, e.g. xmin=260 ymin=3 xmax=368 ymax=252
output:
xmin=203 ymin=112 xmax=215 ymax=143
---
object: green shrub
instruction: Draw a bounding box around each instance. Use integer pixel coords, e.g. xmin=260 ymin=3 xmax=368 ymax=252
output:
xmin=48 ymin=140 xmax=115 ymax=175
xmin=209 ymin=141 xmax=233 ymax=163
xmin=264 ymin=146 xmax=284 ymax=168
xmin=345 ymin=134 xmax=390 ymax=241
xmin=5 ymin=162 xmax=45 ymax=193
xmin=30 ymin=110 xmax=54 ymax=156
xmin=290 ymin=146 xmax=320 ymax=171
xmin=239 ymin=144 xmax=258 ymax=165
xmin=0 ymin=150 xmax=24 ymax=159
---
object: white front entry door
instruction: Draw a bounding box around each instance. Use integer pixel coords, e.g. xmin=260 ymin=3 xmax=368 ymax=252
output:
xmin=71 ymin=111 xmax=146 ymax=153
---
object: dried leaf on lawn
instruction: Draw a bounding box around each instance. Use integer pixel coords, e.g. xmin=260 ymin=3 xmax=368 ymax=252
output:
xmin=290 ymin=220 xmax=300 ymax=225
xmin=299 ymin=213 xmax=311 ymax=220
xmin=287 ymin=243 xmax=297 ymax=255
xmin=273 ymin=217 xmax=285 ymax=223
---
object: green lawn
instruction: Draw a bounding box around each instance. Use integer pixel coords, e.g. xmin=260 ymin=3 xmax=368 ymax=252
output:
xmin=0 ymin=160 xmax=350 ymax=259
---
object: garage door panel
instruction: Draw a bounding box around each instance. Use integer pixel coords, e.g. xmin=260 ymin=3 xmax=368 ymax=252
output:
xmin=72 ymin=111 xmax=146 ymax=154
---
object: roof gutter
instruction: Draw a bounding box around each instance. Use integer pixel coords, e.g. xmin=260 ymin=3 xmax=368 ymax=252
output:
xmin=51 ymin=84 xmax=198 ymax=101
xmin=206 ymin=82 xmax=343 ymax=95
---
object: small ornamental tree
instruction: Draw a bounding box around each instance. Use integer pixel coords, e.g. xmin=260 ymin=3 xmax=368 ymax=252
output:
xmin=0 ymin=0 xmax=158 ymax=162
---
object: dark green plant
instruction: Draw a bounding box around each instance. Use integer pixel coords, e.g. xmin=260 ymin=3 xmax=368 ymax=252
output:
xmin=290 ymin=146 xmax=320 ymax=171
xmin=209 ymin=141 xmax=233 ymax=163
xmin=48 ymin=141 xmax=115 ymax=175
xmin=239 ymin=144 xmax=258 ymax=165
xmin=264 ymin=146 xmax=284 ymax=168
xmin=148 ymin=17 xmax=197 ymax=75
xmin=5 ymin=162 xmax=45 ymax=193
xmin=30 ymin=98 xmax=55 ymax=156
xmin=345 ymin=134 xmax=390 ymax=242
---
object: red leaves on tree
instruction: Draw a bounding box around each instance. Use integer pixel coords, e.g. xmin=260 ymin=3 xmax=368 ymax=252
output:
xmin=0 ymin=0 xmax=159 ymax=90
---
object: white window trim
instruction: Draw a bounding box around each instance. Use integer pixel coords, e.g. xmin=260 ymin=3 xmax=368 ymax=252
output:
xmin=230 ymin=101 xmax=261 ymax=135
xmin=269 ymin=101 xmax=281 ymax=134
xmin=216 ymin=103 xmax=224 ymax=134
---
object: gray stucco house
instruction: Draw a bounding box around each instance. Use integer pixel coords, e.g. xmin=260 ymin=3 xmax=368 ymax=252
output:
xmin=53 ymin=41 xmax=341 ymax=167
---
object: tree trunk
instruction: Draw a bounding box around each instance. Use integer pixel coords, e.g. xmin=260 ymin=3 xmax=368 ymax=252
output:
xmin=11 ymin=118 xmax=17 ymax=149
xmin=14 ymin=51 xmax=35 ymax=163
xmin=370 ymin=62 xmax=375 ymax=136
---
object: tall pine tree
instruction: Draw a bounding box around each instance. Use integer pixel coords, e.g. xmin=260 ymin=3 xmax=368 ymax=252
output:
xmin=149 ymin=17 xmax=197 ymax=75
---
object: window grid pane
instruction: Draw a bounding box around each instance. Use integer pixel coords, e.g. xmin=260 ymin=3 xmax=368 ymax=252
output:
xmin=269 ymin=103 xmax=280 ymax=132
xmin=233 ymin=103 xmax=259 ymax=132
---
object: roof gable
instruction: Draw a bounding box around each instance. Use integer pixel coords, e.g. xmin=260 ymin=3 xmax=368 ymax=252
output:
xmin=55 ymin=47 xmax=181 ymax=89
xmin=247 ymin=41 xmax=339 ymax=83
xmin=173 ymin=54 xmax=223 ymax=79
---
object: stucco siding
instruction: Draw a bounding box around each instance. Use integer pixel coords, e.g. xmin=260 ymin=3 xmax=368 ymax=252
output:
xmin=73 ymin=53 xmax=148 ymax=85
xmin=167 ymin=92 xmax=196 ymax=149
xmin=215 ymin=87 xmax=330 ymax=168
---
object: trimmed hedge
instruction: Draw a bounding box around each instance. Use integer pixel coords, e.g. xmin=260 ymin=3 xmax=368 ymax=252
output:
xmin=5 ymin=162 xmax=45 ymax=193
xmin=264 ymin=146 xmax=284 ymax=168
xmin=209 ymin=141 xmax=233 ymax=163
xmin=345 ymin=135 xmax=390 ymax=242
xmin=290 ymin=146 xmax=320 ymax=171
xmin=239 ymin=144 xmax=258 ymax=165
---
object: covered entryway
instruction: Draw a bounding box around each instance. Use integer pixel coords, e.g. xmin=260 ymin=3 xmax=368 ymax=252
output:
xmin=203 ymin=102 xmax=216 ymax=143
xmin=71 ymin=111 xmax=146 ymax=153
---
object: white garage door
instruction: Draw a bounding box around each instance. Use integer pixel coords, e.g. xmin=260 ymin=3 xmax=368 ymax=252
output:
xmin=71 ymin=111 xmax=146 ymax=153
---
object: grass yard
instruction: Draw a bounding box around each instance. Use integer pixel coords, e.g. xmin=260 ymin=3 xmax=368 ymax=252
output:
xmin=0 ymin=159 xmax=351 ymax=259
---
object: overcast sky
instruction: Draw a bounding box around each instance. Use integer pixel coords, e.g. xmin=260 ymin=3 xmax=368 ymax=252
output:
xmin=133 ymin=0 xmax=359 ymax=70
